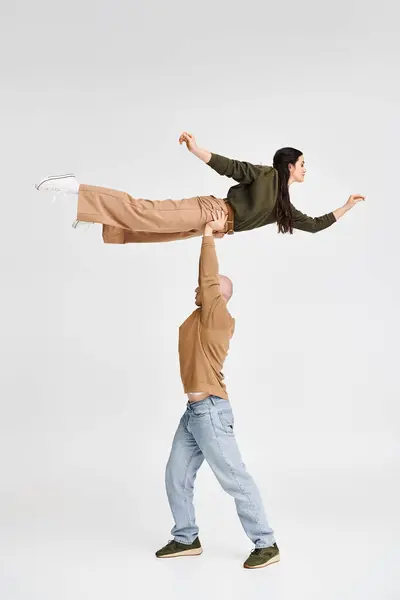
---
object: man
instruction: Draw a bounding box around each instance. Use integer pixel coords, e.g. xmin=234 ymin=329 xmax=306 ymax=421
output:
xmin=35 ymin=132 xmax=364 ymax=244
xmin=155 ymin=210 xmax=280 ymax=570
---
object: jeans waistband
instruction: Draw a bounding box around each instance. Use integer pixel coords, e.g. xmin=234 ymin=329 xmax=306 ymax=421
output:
xmin=186 ymin=395 xmax=226 ymax=410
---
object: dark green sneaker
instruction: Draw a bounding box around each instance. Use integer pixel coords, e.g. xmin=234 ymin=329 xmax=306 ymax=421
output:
xmin=155 ymin=537 xmax=202 ymax=558
xmin=243 ymin=543 xmax=280 ymax=569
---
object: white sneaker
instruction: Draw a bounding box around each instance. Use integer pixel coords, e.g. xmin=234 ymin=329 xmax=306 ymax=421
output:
xmin=72 ymin=219 xmax=93 ymax=230
xmin=35 ymin=174 xmax=79 ymax=194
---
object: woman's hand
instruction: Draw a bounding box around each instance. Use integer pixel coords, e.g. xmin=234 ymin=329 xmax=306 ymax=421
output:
xmin=333 ymin=194 xmax=366 ymax=222
xmin=345 ymin=194 xmax=366 ymax=209
xmin=179 ymin=132 xmax=198 ymax=153
xmin=179 ymin=132 xmax=212 ymax=164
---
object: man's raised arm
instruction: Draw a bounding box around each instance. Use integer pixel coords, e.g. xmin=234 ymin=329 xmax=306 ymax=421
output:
xmin=197 ymin=212 xmax=227 ymax=315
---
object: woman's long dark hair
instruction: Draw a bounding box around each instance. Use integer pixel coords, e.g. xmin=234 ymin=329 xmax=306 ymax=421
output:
xmin=273 ymin=147 xmax=303 ymax=234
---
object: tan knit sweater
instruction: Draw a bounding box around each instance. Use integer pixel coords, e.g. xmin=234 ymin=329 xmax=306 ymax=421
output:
xmin=178 ymin=236 xmax=235 ymax=400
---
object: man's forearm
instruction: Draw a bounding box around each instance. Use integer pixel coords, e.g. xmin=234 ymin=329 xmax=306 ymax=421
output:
xmin=191 ymin=147 xmax=212 ymax=164
xmin=198 ymin=234 xmax=219 ymax=291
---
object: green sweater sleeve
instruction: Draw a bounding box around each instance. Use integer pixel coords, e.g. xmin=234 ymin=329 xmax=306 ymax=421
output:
xmin=207 ymin=153 xmax=262 ymax=185
xmin=291 ymin=204 xmax=337 ymax=233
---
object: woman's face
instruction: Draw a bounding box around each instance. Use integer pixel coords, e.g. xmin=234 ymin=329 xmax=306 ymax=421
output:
xmin=289 ymin=155 xmax=307 ymax=183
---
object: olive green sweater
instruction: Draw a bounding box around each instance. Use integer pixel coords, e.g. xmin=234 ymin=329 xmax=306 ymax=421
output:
xmin=207 ymin=153 xmax=336 ymax=233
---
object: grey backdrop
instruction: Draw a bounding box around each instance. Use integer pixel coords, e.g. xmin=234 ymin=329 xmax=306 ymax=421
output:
xmin=1 ymin=0 xmax=399 ymax=598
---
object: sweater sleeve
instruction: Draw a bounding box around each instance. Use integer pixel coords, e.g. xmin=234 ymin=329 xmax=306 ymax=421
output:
xmin=291 ymin=204 xmax=337 ymax=233
xmin=207 ymin=153 xmax=262 ymax=185
xmin=198 ymin=236 xmax=221 ymax=317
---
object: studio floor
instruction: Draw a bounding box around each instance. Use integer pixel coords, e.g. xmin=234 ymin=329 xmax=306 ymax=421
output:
xmin=1 ymin=466 xmax=398 ymax=600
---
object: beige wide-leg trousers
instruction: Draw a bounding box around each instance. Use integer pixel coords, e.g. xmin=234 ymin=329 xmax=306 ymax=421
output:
xmin=77 ymin=185 xmax=231 ymax=244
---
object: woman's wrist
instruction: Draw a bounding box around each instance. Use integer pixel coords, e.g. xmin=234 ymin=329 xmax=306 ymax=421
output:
xmin=333 ymin=204 xmax=350 ymax=221
xmin=192 ymin=147 xmax=212 ymax=163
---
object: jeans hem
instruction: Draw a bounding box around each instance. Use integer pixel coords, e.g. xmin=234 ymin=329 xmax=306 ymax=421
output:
xmin=254 ymin=540 xmax=277 ymax=549
xmin=173 ymin=537 xmax=198 ymax=546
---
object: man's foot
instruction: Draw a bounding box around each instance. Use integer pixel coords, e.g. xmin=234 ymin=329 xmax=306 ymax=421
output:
xmin=155 ymin=537 xmax=202 ymax=558
xmin=243 ymin=543 xmax=280 ymax=569
xmin=35 ymin=174 xmax=79 ymax=194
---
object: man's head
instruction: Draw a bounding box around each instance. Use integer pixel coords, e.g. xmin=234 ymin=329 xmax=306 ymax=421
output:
xmin=195 ymin=274 xmax=233 ymax=306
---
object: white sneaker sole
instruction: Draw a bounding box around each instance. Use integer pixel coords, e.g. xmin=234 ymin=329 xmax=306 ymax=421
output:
xmin=35 ymin=173 xmax=76 ymax=191
xmin=244 ymin=553 xmax=280 ymax=569
xmin=72 ymin=219 xmax=93 ymax=230
xmin=157 ymin=547 xmax=203 ymax=558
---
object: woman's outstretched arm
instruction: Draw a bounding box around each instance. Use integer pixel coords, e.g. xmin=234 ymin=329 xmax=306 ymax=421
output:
xmin=179 ymin=131 xmax=262 ymax=185
xmin=291 ymin=194 xmax=366 ymax=234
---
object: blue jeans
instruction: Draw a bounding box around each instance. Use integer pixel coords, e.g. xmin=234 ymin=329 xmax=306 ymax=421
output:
xmin=165 ymin=395 xmax=275 ymax=548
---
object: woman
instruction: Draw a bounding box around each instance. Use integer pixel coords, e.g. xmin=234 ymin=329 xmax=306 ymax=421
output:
xmin=36 ymin=132 xmax=365 ymax=243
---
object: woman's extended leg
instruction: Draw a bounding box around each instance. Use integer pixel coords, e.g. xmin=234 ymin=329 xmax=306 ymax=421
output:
xmin=36 ymin=175 xmax=230 ymax=244
xmin=101 ymin=227 xmax=203 ymax=244
xmin=78 ymin=185 xmax=227 ymax=236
